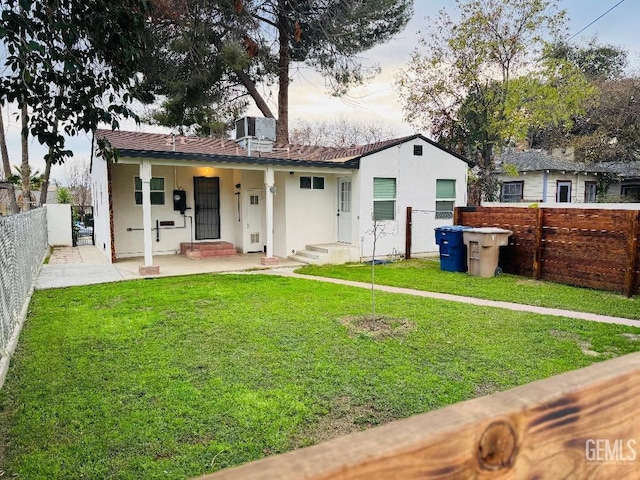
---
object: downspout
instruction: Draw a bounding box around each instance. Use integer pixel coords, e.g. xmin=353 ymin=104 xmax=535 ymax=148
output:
xmin=542 ymin=170 xmax=548 ymax=203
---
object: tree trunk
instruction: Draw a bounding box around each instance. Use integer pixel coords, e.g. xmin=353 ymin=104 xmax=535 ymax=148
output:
xmin=40 ymin=157 xmax=53 ymax=207
xmin=0 ymin=104 xmax=19 ymax=214
xmin=20 ymin=102 xmax=31 ymax=211
xmin=39 ymin=121 xmax=57 ymax=207
xmin=276 ymin=10 xmax=290 ymax=144
xmin=234 ymin=69 xmax=275 ymax=119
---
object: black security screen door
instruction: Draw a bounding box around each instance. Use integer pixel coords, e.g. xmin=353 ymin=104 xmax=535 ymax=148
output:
xmin=194 ymin=177 xmax=220 ymax=240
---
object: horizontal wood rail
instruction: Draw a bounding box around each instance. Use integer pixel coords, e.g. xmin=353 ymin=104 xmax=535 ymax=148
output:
xmin=455 ymin=206 xmax=640 ymax=296
xmin=199 ymin=352 xmax=640 ymax=479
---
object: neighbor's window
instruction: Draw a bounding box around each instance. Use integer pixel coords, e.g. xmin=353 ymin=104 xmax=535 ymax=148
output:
xmin=135 ymin=177 xmax=165 ymax=205
xmin=373 ymin=177 xmax=396 ymax=220
xmin=622 ymin=185 xmax=640 ymax=201
xmin=300 ymin=176 xmax=325 ymax=190
xmin=584 ymin=182 xmax=597 ymax=203
xmin=435 ymin=179 xmax=455 ymax=219
xmin=501 ymin=181 xmax=523 ymax=203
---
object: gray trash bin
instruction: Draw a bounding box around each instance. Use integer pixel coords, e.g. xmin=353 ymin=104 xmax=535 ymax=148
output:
xmin=462 ymin=228 xmax=512 ymax=277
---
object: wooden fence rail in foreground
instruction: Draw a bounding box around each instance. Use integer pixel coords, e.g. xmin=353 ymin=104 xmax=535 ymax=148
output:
xmin=454 ymin=206 xmax=640 ymax=297
xmin=199 ymin=352 xmax=640 ymax=479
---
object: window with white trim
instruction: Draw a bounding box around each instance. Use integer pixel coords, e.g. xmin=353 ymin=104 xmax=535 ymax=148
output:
xmin=584 ymin=182 xmax=597 ymax=202
xmin=435 ymin=179 xmax=455 ymax=219
xmin=622 ymin=185 xmax=640 ymax=201
xmin=135 ymin=177 xmax=165 ymax=205
xmin=373 ymin=177 xmax=396 ymax=220
xmin=501 ymin=181 xmax=523 ymax=202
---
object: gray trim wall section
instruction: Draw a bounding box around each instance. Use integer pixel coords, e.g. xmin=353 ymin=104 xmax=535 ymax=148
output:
xmin=113 ymin=134 xmax=472 ymax=170
xmin=116 ymin=149 xmax=360 ymax=169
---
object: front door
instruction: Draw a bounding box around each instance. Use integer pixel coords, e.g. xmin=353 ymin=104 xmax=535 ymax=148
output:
xmin=337 ymin=177 xmax=352 ymax=243
xmin=245 ymin=189 xmax=264 ymax=252
xmin=557 ymin=181 xmax=572 ymax=203
xmin=194 ymin=177 xmax=220 ymax=240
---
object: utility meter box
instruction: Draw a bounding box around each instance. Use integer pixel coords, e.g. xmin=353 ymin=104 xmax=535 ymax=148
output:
xmin=462 ymin=228 xmax=512 ymax=277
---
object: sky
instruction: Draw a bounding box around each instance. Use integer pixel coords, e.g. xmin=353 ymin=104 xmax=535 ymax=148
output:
xmin=2 ymin=0 xmax=639 ymax=184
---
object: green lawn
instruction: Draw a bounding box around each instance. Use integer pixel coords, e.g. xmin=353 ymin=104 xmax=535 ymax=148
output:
xmin=1 ymin=273 xmax=640 ymax=479
xmin=298 ymin=258 xmax=640 ymax=319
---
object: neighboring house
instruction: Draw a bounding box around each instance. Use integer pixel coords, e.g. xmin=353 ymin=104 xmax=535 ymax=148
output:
xmin=603 ymin=161 xmax=640 ymax=202
xmin=495 ymin=150 xmax=610 ymax=203
xmin=91 ymin=118 xmax=469 ymax=272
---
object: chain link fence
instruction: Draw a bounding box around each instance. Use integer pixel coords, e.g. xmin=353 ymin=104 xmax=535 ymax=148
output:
xmin=0 ymin=208 xmax=48 ymax=383
xmin=409 ymin=209 xmax=454 ymax=256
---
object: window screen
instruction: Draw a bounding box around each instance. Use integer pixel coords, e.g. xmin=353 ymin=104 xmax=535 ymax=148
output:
xmin=373 ymin=177 xmax=396 ymax=220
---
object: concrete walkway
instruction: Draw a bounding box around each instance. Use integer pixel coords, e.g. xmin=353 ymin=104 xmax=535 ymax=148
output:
xmin=37 ymin=246 xmax=125 ymax=289
xmin=36 ymin=246 xmax=640 ymax=328
xmin=263 ymin=268 xmax=640 ymax=328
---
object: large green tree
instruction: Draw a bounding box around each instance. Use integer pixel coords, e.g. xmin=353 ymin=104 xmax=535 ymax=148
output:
xmin=142 ymin=0 xmax=413 ymax=143
xmin=0 ymin=0 xmax=152 ymax=210
xmin=396 ymin=0 xmax=593 ymax=202
xmin=530 ymin=41 xmax=639 ymax=163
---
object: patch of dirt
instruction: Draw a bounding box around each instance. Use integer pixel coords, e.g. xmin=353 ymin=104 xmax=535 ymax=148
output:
xmin=620 ymin=333 xmax=640 ymax=341
xmin=340 ymin=315 xmax=416 ymax=340
xmin=474 ymin=380 xmax=501 ymax=397
xmin=291 ymin=396 xmax=393 ymax=449
xmin=549 ymin=330 xmax=602 ymax=357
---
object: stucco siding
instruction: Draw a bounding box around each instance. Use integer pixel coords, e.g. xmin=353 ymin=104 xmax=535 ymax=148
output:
xmin=91 ymin=156 xmax=112 ymax=260
xmin=282 ymin=171 xmax=340 ymax=257
xmin=357 ymin=140 xmax=468 ymax=258
xmin=111 ymin=163 xmax=239 ymax=258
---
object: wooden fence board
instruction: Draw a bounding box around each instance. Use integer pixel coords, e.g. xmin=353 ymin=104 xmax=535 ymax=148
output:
xmin=451 ymin=206 xmax=640 ymax=296
xmin=541 ymin=243 xmax=628 ymax=264
xmin=199 ymin=353 xmax=640 ymax=480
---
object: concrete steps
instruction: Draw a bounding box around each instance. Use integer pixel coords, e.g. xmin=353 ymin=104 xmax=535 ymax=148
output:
xmin=289 ymin=243 xmax=359 ymax=265
xmin=180 ymin=241 xmax=238 ymax=259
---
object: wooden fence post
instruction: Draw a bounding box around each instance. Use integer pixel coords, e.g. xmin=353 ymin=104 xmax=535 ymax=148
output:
xmin=405 ymin=206 xmax=412 ymax=260
xmin=623 ymin=210 xmax=640 ymax=297
xmin=532 ymin=207 xmax=544 ymax=281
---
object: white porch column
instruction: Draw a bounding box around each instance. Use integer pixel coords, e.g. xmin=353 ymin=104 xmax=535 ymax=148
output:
xmin=261 ymin=165 xmax=279 ymax=265
xmin=139 ymin=160 xmax=159 ymax=275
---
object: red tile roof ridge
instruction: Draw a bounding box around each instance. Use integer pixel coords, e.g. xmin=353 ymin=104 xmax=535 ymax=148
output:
xmin=95 ymin=129 xmax=419 ymax=162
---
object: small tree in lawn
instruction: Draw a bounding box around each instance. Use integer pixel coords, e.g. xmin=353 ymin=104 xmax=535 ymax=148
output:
xmin=365 ymin=214 xmax=389 ymax=323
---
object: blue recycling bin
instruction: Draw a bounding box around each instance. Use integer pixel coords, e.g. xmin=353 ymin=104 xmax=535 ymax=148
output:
xmin=434 ymin=226 xmax=472 ymax=272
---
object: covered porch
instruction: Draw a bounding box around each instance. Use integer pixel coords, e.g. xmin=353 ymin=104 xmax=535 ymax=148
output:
xmin=107 ymin=157 xmax=356 ymax=275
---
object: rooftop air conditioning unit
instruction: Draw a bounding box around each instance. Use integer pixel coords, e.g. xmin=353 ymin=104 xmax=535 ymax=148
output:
xmin=235 ymin=117 xmax=276 ymax=142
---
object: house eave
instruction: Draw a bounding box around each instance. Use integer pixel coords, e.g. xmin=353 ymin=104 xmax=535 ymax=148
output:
xmin=114 ymin=149 xmax=359 ymax=170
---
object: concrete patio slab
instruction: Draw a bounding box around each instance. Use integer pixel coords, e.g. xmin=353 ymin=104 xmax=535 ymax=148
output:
xmin=36 ymin=264 xmax=125 ymax=289
xmin=36 ymin=245 xmax=304 ymax=288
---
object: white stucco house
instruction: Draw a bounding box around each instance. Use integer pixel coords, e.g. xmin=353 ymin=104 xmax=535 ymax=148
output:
xmin=91 ymin=118 xmax=469 ymax=274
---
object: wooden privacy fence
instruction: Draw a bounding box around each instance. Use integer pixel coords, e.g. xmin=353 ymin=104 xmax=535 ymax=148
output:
xmin=450 ymin=206 xmax=640 ymax=297
xmin=199 ymin=352 xmax=640 ymax=479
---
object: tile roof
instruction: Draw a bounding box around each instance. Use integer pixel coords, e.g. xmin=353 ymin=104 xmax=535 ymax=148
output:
xmin=496 ymin=150 xmax=611 ymax=174
xmin=599 ymin=160 xmax=640 ymax=178
xmin=94 ymin=130 xmax=470 ymax=167
xmin=96 ymin=130 xmax=423 ymax=164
